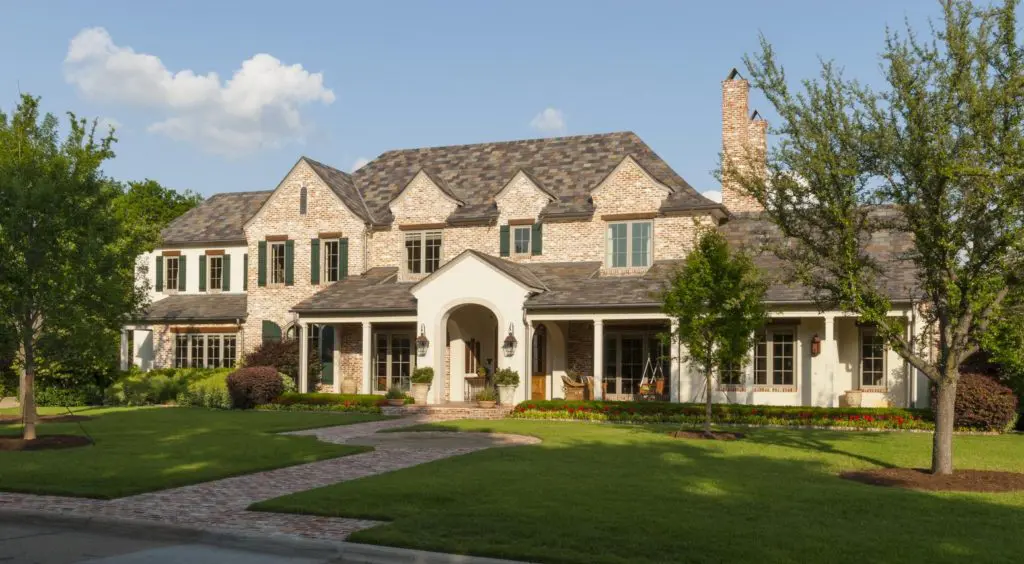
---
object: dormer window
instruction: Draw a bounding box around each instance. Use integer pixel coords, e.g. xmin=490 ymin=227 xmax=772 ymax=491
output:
xmin=299 ymin=186 xmax=308 ymax=215
xmin=607 ymin=221 xmax=652 ymax=268
xmin=405 ymin=231 xmax=442 ymax=275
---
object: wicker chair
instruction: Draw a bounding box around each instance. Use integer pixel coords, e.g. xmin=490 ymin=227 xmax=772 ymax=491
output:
xmin=562 ymin=375 xmax=585 ymax=401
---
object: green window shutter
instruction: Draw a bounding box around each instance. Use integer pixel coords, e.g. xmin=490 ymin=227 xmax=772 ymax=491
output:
xmin=339 ymin=238 xmax=349 ymax=278
xmin=262 ymin=320 xmax=282 ymax=344
xmin=155 ymin=256 xmax=163 ymax=292
xmin=198 ymin=255 xmax=207 ymax=291
xmin=499 ymin=225 xmax=510 ymax=257
xmin=531 ymin=223 xmax=543 ymax=256
xmin=178 ymin=255 xmax=187 ymax=291
xmin=284 ymin=239 xmax=295 ymax=286
xmin=243 ymin=253 xmax=248 ymax=290
xmin=257 ymin=242 xmax=267 ymax=287
xmin=222 ymin=254 xmax=232 ymax=291
xmin=310 ymin=238 xmax=320 ymax=284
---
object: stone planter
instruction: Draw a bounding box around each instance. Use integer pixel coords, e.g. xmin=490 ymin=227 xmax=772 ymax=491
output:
xmin=840 ymin=390 xmax=863 ymax=408
xmin=387 ymin=399 xmax=405 ymax=407
xmin=497 ymin=385 xmax=517 ymax=406
xmin=411 ymin=382 xmax=430 ymax=405
xmin=477 ymin=400 xmax=496 ymax=408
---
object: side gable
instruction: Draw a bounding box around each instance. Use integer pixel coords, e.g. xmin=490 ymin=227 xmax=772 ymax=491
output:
xmin=244 ymin=158 xmax=365 ymax=231
xmin=390 ymin=169 xmax=462 ymax=226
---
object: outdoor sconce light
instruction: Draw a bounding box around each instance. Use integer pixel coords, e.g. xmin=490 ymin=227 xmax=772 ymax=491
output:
xmin=502 ymin=322 xmax=518 ymax=357
xmin=810 ymin=334 xmax=821 ymax=357
xmin=416 ymin=324 xmax=430 ymax=357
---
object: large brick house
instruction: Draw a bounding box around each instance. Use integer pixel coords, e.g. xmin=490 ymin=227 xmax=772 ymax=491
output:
xmin=122 ymin=71 xmax=928 ymax=408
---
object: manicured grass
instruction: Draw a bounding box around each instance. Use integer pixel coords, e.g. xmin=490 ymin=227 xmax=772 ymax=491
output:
xmin=252 ymin=420 xmax=1024 ymax=564
xmin=0 ymin=407 xmax=387 ymax=498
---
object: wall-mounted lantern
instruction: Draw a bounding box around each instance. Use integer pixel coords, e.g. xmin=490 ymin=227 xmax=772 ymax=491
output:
xmin=502 ymin=322 xmax=518 ymax=357
xmin=810 ymin=334 xmax=822 ymax=357
xmin=416 ymin=324 xmax=430 ymax=357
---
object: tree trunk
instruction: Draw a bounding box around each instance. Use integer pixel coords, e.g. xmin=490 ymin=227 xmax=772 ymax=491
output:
xmin=931 ymin=377 xmax=957 ymax=475
xmin=704 ymin=366 xmax=713 ymax=436
xmin=20 ymin=338 xmax=37 ymax=441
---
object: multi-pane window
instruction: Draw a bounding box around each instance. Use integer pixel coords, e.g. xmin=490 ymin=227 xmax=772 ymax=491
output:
xmin=405 ymin=231 xmax=442 ymax=275
xmin=607 ymin=221 xmax=652 ymax=268
xmin=270 ymin=242 xmax=286 ymax=284
xmin=165 ymin=257 xmax=179 ymax=291
xmin=173 ymin=334 xmax=238 ymax=369
xmin=603 ymin=333 xmax=669 ymax=396
xmin=861 ymin=330 xmax=886 ymax=388
xmin=323 ymin=240 xmax=340 ymax=282
xmin=208 ymin=256 xmax=223 ymax=290
xmin=720 ymin=363 xmax=743 ymax=385
xmin=753 ymin=331 xmax=795 ymax=387
xmin=374 ymin=332 xmax=413 ymax=392
xmin=513 ymin=227 xmax=531 ymax=254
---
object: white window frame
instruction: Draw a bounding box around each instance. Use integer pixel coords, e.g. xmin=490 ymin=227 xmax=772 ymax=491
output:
xmin=269 ymin=242 xmax=286 ymax=284
xmin=602 ymin=331 xmax=669 ymax=398
xmin=173 ymin=333 xmax=238 ymax=369
xmin=859 ymin=328 xmax=887 ymax=389
xmin=752 ymin=328 xmax=798 ymax=390
xmin=373 ymin=331 xmax=415 ymax=393
xmin=323 ymin=240 xmax=340 ymax=283
xmin=513 ymin=226 xmax=531 ymax=255
xmin=208 ymin=255 xmax=223 ymax=291
xmin=165 ymin=256 xmax=180 ymax=291
xmin=606 ymin=221 xmax=652 ymax=268
xmin=404 ymin=230 xmax=442 ymax=276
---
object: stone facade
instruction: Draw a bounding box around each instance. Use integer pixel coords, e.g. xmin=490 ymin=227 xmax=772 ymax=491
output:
xmin=721 ymin=72 xmax=766 ymax=214
xmin=337 ymin=323 xmax=362 ymax=394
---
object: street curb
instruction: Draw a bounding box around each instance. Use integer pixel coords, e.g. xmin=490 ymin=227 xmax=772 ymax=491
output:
xmin=0 ymin=508 xmax=531 ymax=563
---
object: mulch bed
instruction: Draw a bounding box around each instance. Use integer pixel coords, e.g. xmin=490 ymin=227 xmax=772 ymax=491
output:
xmin=669 ymin=430 xmax=745 ymax=441
xmin=0 ymin=435 xmax=92 ymax=451
xmin=0 ymin=414 xmax=93 ymax=424
xmin=841 ymin=468 xmax=1024 ymax=492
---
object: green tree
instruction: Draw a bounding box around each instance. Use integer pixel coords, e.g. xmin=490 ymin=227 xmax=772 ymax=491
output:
xmin=0 ymin=94 xmax=147 ymax=439
xmin=663 ymin=230 xmax=768 ymax=435
xmin=112 ymin=178 xmax=202 ymax=252
xmin=730 ymin=0 xmax=1024 ymax=473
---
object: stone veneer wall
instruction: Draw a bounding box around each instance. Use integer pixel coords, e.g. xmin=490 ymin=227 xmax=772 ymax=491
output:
xmin=338 ymin=323 xmax=362 ymax=394
xmin=243 ymin=160 xmax=368 ymax=354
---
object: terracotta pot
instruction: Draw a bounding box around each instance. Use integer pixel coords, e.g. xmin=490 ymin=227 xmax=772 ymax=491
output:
xmin=387 ymin=399 xmax=405 ymax=407
xmin=477 ymin=400 xmax=496 ymax=408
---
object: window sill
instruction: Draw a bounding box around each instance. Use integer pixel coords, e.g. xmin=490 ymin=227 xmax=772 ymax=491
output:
xmin=601 ymin=266 xmax=650 ymax=277
xmin=750 ymin=385 xmax=798 ymax=393
xmin=859 ymin=387 xmax=888 ymax=393
xmin=718 ymin=385 xmax=747 ymax=392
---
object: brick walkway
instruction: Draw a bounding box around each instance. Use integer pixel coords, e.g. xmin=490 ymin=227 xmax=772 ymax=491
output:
xmin=0 ymin=416 xmax=538 ymax=541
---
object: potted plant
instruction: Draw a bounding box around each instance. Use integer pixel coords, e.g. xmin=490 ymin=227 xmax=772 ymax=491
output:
xmin=476 ymin=365 xmax=487 ymax=379
xmin=410 ymin=367 xmax=433 ymax=404
xmin=476 ymin=386 xmax=498 ymax=408
xmin=384 ymin=386 xmax=407 ymax=407
xmin=493 ymin=367 xmax=520 ymax=405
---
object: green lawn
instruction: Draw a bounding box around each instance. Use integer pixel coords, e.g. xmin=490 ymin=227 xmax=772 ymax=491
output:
xmin=253 ymin=420 xmax=1024 ymax=564
xmin=0 ymin=407 xmax=386 ymax=498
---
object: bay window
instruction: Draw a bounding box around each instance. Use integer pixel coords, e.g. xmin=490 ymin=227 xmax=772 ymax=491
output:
xmin=607 ymin=221 xmax=652 ymax=268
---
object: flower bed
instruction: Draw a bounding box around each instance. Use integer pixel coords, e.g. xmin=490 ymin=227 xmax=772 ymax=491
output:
xmin=511 ymin=400 xmax=934 ymax=431
xmin=256 ymin=392 xmax=412 ymax=414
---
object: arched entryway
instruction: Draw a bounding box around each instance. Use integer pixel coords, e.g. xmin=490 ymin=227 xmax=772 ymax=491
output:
xmin=444 ymin=303 xmax=499 ymax=403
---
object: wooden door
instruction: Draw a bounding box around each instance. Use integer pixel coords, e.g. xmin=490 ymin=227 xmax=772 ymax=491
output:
xmin=531 ymin=325 xmax=547 ymax=400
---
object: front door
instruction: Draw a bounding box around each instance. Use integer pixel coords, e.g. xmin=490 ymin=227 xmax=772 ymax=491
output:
xmin=531 ymin=325 xmax=547 ymax=400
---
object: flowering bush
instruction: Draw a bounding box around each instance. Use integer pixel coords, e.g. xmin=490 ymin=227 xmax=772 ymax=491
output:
xmin=511 ymin=400 xmax=935 ymax=431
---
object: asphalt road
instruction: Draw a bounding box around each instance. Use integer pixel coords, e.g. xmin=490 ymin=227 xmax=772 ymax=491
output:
xmin=0 ymin=522 xmax=329 ymax=564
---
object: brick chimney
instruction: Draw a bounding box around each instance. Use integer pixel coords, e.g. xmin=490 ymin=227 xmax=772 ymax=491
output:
xmin=721 ymin=69 xmax=766 ymax=213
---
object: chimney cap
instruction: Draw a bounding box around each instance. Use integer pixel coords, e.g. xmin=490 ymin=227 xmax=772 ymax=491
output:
xmin=750 ymin=109 xmax=763 ymax=121
xmin=726 ymin=68 xmax=744 ymax=80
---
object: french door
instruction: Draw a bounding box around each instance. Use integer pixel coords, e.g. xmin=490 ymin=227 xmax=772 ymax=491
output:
xmin=374 ymin=332 xmax=413 ymax=392
xmin=603 ymin=333 xmax=670 ymax=397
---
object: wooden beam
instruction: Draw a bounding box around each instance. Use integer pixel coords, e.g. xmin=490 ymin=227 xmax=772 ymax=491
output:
xmin=398 ymin=223 xmax=446 ymax=231
xmin=600 ymin=212 xmax=658 ymax=221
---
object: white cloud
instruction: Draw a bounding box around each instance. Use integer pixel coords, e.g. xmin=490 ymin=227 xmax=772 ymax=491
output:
xmin=64 ymin=27 xmax=335 ymax=156
xmin=529 ymin=107 xmax=566 ymax=134
xmin=351 ymin=156 xmax=370 ymax=171
xmin=701 ymin=190 xmax=722 ymax=203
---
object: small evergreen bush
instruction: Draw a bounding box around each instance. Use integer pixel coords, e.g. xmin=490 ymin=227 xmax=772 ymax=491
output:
xmin=226 ymin=366 xmax=284 ymax=409
xmin=945 ymin=372 xmax=1019 ymax=432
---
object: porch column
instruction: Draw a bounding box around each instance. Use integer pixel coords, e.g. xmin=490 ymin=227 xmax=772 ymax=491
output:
xmin=525 ymin=321 xmax=534 ymax=402
xmin=333 ymin=323 xmax=343 ymax=394
xmin=361 ymin=321 xmax=373 ymax=395
xmin=298 ymin=322 xmax=309 ymax=393
xmin=669 ymin=319 xmax=681 ymax=403
xmin=593 ymin=319 xmax=604 ymax=400
xmin=119 ymin=329 xmax=130 ymax=371
xmin=822 ymin=315 xmax=838 ymax=407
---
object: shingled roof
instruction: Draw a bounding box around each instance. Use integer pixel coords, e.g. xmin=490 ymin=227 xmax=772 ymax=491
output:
xmin=138 ymin=294 xmax=247 ymax=322
xmin=290 ymin=268 xmax=417 ymax=314
xmin=160 ymin=191 xmax=271 ymax=245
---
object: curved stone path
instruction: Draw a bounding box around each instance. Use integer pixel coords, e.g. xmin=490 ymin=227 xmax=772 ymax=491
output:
xmin=0 ymin=416 xmax=539 ymax=541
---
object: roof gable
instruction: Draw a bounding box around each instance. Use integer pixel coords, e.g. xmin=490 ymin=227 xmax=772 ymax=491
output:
xmin=411 ymin=250 xmax=547 ymax=295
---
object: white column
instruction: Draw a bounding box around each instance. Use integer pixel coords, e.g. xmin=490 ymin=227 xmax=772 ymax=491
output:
xmin=333 ymin=323 xmax=343 ymax=394
xmin=298 ymin=322 xmax=309 ymax=393
xmin=525 ymin=321 xmax=534 ymax=402
xmin=361 ymin=321 xmax=373 ymax=395
xmin=823 ymin=315 xmax=838 ymax=407
xmin=593 ymin=319 xmax=604 ymax=400
xmin=669 ymin=319 xmax=681 ymax=403
xmin=119 ymin=329 xmax=129 ymax=371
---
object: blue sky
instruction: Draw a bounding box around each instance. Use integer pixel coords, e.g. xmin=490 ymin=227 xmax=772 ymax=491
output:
xmin=2 ymin=0 xmax=935 ymax=200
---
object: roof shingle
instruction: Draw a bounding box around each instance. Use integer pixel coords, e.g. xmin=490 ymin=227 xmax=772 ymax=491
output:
xmin=139 ymin=294 xmax=247 ymax=322
xmin=160 ymin=191 xmax=271 ymax=245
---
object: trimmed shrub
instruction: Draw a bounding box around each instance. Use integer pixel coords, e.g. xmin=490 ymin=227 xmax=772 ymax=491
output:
xmin=512 ymin=400 xmax=934 ymax=430
xmin=411 ymin=367 xmax=434 ymax=385
xmin=493 ymin=368 xmax=520 ymax=387
xmin=105 ymin=367 xmax=228 ymax=406
xmin=242 ymin=339 xmax=322 ymax=390
xmin=227 ymin=366 xmax=284 ymax=409
xmin=946 ymin=372 xmax=1019 ymax=432
xmin=257 ymin=392 xmax=411 ymax=413
xmin=34 ymin=384 xmax=103 ymax=407
xmin=176 ymin=371 xmax=233 ymax=409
